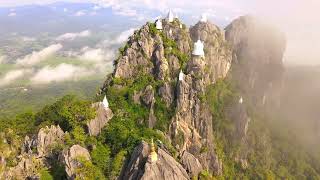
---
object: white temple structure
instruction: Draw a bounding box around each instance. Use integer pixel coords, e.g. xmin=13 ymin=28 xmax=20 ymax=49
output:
xmin=179 ymin=70 xmax=184 ymax=81
xmin=169 ymin=29 xmax=173 ymax=36
xmin=200 ymin=14 xmax=207 ymax=23
xmin=179 ymin=24 xmax=183 ymax=29
xmin=167 ymin=10 xmax=174 ymax=23
xmin=192 ymin=40 xmax=205 ymax=57
xmin=102 ymin=95 xmax=109 ymax=109
xmin=156 ymin=19 xmax=163 ymax=30
xmin=239 ymin=96 xmax=243 ymax=104
xmin=175 ymin=13 xmax=179 ymax=19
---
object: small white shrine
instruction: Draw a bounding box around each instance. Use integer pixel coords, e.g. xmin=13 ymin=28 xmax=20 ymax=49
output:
xmin=200 ymin=14 xmax=207 ymax=23
xmin=192 ymin=40 xmax=205 ymax=57
xmin=239 ymin=96 xmax=243 ymax=104
xmin=179 ymin=23 xmax=183 ymax=29
xmin=167 ymin=10 xmax=174 ymax=23
xmin=175 ymin=13 xmax=179 ymax=19
xmin=156 ymin=19 xmax=163 ymax=30
xmin=169 ymin=29 xmax=173 ymax=36
xmin=179 ymin=70 xmax=184 ymax=81
xmin=102 ymin=95 xmax=109 ymax=109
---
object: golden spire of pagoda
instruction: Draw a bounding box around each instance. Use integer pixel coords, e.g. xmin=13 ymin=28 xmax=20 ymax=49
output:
xmin=149 ymin=139 xmax=158 ymax=163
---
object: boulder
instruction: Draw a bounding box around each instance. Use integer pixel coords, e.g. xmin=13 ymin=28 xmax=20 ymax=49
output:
xmin=36 ymin=125 xmax=65 ymax=157
xmin=62 ymin=145 xmax=91 ymax=179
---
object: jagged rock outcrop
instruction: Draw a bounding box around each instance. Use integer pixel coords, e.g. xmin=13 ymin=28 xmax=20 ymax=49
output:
xmin=225 ymin=16 xmax=286 ymax=110
xmin=22 ymin=125 xmax=65 ymax=156
xmin=3 ymin=125 xmax=65 ymax=179
xmin=86 ymin=102 xmax=113 ymax=136
xmin=62 ymin=145 xmax=91 ymax=179
xmin=168 ymin=20 xmax=232 ymax=174
xmin=120 ymin=141 xmax=189 ymax=180
xmin=102 ymin=17 xmax=233 ymax=176
xmin=190 ymin=21 xmax=232 ymax=84
xmin=3 ymin=155 xmax=43 ymax=180
xmin=36 ymin=125 xmax=65 ymax=157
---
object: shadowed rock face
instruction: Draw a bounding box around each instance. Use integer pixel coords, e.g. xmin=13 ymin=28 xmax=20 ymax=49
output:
xmin=225 ymin=16 xmax=286 ymax=110
xmin=120 ymin=141 xmax=189 ymax=180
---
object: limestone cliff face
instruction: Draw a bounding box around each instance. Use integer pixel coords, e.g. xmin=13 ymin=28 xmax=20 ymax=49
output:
xmin=106 ymin=17 xmax=233 ymax=177
xmin=190 ymin=21 xmax=232 ymax=83
xmin=225 ymin=16 xmax=286 ymax=110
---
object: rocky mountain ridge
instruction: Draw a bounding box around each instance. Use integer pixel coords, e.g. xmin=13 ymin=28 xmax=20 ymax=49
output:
xmin=0 ymin=15 xmax=287 ymax=179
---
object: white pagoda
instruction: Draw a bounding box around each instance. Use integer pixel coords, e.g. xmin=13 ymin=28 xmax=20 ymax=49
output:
xmin=156 ymin=19 xmax=163 ymax=30
xmin=175 ymin=13 xmax=179 ymax=19
xmin=200 ymin=14 xmax=207 ymax=23
xmin=239 ymin=96 xmax=243 ymax=104
xmin=192 ymin=40 xmax=205 ymax=57
xmin=179 ymin=70 xmax=184 ymax=81
xmin=102 ymin=95 xmax=109 ymax=109
xmin=169 ymin=29 xmax=173 ymax=36
xmin=167 ymin=10 xmax=174 ymax=23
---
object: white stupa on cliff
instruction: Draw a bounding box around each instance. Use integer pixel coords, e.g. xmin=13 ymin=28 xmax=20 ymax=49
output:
xmin=192 ymin=39 xmax=205 ymax=57
xmin=156 ymin=19 xmax=163 ymax=30
xmin=200 ymin=14 xmax=207 ymax=23
xmin=179 ymin=70 xmax=184 ymax=81
xmin=239 ymin=96 xmax=243 ymax=104
xmin=175 ymin=13 xmax=179 ymax=19
xmin=167 ymin=10 xmax=174 ymax=23
xmin=102 ymin=96 xmax=109 ymax=109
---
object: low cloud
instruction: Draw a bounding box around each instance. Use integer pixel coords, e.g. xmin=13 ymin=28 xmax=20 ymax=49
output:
xmin=79 ymin=47 xmax=116 ymax=62
xmin=56 ymin=30 xmax=91 ymax=41
xmin=22 ymin=36 xmax=36 ymax=42
xmin=0 ymin=69 xmax=29 ymax=86
xmin=114 ymin=28 xmax=136 ymax=44
xmin=30 ymin=64 xmax=92 ymax=84
xmin=99 ymin=28 xmax=136 ymax=47
xmin=16 ymin=44 xmax=63 ymax=66
xmin=93 ymin=5 xmax=101 ymax=10
xmin=74 ymin=10 xmax=86 ymax=16
xmin=8 ymin=12 xmax=16 ymax=17
xmin=78 ymin=47 xmax=105 ymax=62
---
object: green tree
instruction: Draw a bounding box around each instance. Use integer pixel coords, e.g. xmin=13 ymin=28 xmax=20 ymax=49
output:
xmin=91 ymin=143 xmax=111 ymax=175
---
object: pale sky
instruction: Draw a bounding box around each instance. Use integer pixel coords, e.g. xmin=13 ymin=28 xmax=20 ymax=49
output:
xmin=1 ymin=0 xmax=320 ymax=65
